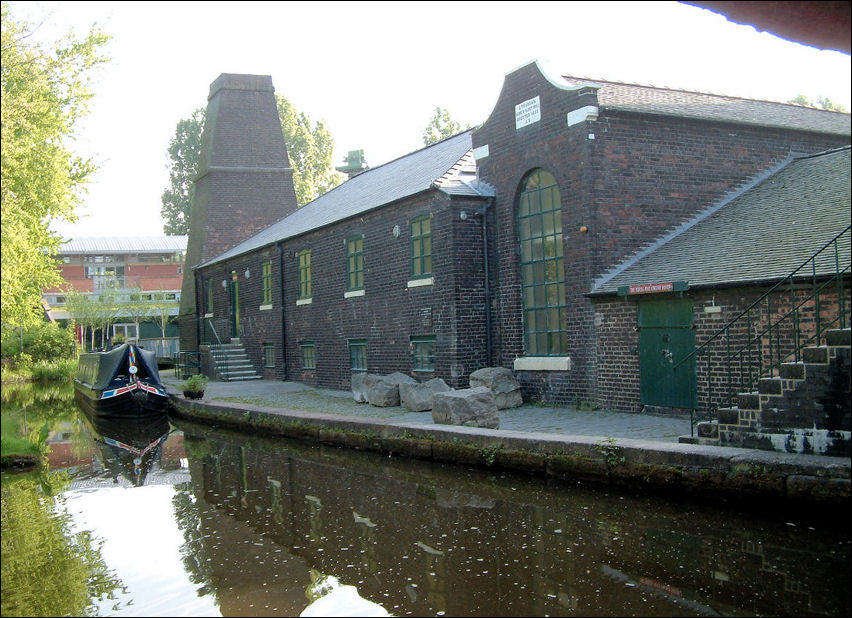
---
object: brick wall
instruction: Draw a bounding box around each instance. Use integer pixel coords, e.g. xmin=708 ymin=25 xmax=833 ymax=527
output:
xmin=593 ymin=283 xmax=851 ymax=414
xmin=472 ymin=61 xmax=848 ymax=406
xmin=179 ymin=74 xmax=299 ymax=352
xmin=198 ymin=190 xmax=490 ymax=391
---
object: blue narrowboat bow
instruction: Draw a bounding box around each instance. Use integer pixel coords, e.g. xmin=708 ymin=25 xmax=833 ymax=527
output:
xmin=74 ymin=343 xmax=170 ymax=416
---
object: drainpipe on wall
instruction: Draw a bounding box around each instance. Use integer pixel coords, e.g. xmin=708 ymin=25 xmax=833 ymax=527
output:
xmin=477 ymin=197 xmax=495 ymax=367
xmin=193 ymin=268 xmax=202 ymax=350
xmin=277 ymin=243 xmax=287 ymax=379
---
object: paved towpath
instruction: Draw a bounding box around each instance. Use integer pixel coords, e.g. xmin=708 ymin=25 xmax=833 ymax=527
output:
xmin=162 ymin=376 xmax=694 ymax=443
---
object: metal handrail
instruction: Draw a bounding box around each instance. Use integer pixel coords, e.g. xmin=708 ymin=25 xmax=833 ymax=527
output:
xmin=202 ymin=316 xmax=230 ymax=381
xmin=677 ymin=224 xmax=850 ymax=416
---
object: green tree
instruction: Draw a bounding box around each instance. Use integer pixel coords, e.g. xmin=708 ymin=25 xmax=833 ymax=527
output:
xmin=788 ymin=93 xmax=847 ymax=112
xmin=0 ymin=2 xmax=110 ymax=328
xmin=160 ymin=109 xmax=205 ymax=235
xmin=275 ymin=94 xmax=344 ymax=206
xmin=160 ymin=96 xmax=343 ymax=234
xmin=422 ymin=106 xmax=471 ymax=146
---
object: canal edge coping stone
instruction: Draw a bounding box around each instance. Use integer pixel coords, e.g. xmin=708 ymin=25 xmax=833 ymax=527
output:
xmin=168 ymin=395 xmax=851 ymax=504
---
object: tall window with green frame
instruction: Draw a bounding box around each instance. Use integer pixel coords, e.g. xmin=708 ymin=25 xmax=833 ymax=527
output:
xmin=410 ymin=215 xmax=432 ymax=279
xmin=518 ymin=169 xmax=568 ymax=355
xmin=262 ymin=260 xmax=273 ymax=305
xmin=346 ymin=235 xmax=364 ymax=291
xmin=298 ymin=250 xmax=311 ymax=299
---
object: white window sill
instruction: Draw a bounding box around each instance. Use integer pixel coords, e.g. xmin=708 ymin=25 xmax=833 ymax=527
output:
xmin=514 ymin=356 xmax=572 ymax=371
xmin=407 ymin=277 xmax=433 ymax=288
xmin=344 ymin=289 xmax=365 ymax=299
xmin=296 ymin=298 xmax=312 ymax=306
xmin=203 ymin=313 xmax=213 ymax=318
xmin=259 ymin=304 xmax=273 ymax=311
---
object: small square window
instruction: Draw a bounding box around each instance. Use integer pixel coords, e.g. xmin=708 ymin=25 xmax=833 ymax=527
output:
xmin=411 ymin=336 xmax=436 ymax=372
xmin=349 ymin=339 xmax=367 ymax=372
xmin=263 ymin=343 xmax=275 ymax=368
xmin=300 ymin=341 xmax=316 ymax=370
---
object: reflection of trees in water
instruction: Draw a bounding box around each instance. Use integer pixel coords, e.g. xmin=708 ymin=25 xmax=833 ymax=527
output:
xmin=1 ymin=474 xmax=125 ymax=616
xmin=2 ymin=381 xmax=77 ymax=458
xmin=172 ymin=437 xmax=219 ymax=601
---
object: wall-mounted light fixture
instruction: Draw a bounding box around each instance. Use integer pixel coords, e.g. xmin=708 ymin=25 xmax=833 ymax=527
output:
xmin=460 ymin=211 xmax=468 ymax=220
xmin=244 ymin=269 xmax=251 ymax=279
xmin=221 ymin=279 xmax=227 ymax=289
xmin=392 ymin=224 xmax=400 ymax=238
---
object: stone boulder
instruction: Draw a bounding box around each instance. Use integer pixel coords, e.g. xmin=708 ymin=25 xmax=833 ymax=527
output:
xmin=432 ymin=387 xmax=499 ymax=429
xmin=351 ymin=372 xmax=379 ymax=403
xmin=400 ymin=378 xmax=451 ymax=412
xmin=367 ymin=372 xmax=417 ymax=407
xmin=469 ymin=367 xmax=523 ymax=409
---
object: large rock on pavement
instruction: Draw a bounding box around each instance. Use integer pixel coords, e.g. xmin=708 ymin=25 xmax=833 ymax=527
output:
xmin=351 ymin=372 xmax=381 ymax=403
xmin=367 ymin=372 xmax=417 ymax=407
xmin=432 ymin=387 xmax=499 ymax=429
xmin=469 ymin=367 xmax=522 ymax=409
xmin=400 ymin=378 xmax=451 ymax=412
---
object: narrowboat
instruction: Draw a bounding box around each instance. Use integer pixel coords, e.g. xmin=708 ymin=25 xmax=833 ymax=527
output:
xmin=74 ymin=343 xmax=170 ymax=417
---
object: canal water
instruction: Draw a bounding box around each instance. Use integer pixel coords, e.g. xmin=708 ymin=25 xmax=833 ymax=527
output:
xmin=2 ymin=382 xmax=850 ymax=617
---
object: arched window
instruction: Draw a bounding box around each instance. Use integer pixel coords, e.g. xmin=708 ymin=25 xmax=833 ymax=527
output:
xmin=518 ymin=169 xmax=567 ymax=355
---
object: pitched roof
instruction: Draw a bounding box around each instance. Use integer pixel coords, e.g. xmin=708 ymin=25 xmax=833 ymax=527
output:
xmin=58 ymin=236 xmax=187 ymax=254
xmin=590 ymin=147 xmax=851 ymax=296
xmin=199 ymin=131 xmax=492 ymax=268
xmin=561 ymin=75 xmax=851 ymax=136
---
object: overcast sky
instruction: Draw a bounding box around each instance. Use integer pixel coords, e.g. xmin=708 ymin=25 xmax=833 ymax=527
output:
xmin=10 ymin=1 xmax=851 ymax=239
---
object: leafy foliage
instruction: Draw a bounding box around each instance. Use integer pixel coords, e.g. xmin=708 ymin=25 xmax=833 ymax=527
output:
xmin=276 ymin=95 xmax=344 ymax=206
xmin=788 ymin=93 xmax=847 ymax=112
xmin=161 ymin=109 xmax=205 ymax=235
xmin=0 ymin=3 xmax=110 ymax=327
xmin=422 ymin=106 xmax=470 ymax=145
xmin=1 ymin=322 xmax=75 ymax=364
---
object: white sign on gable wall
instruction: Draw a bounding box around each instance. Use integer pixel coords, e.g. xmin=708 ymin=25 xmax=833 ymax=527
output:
xmin=515 ymin=96 xmax=541 ymax=130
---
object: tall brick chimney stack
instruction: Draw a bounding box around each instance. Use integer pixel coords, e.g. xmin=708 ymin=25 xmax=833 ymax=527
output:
xmin=179 ymin=74 xmax=298 ymax=350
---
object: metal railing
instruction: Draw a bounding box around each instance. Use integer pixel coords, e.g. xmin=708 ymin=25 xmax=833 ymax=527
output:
xmin=676 ymin=225 xmax=850 ymax=417
xmin=200 ymin=316 xmax=230 ymax=380
xmin=173 ymin=350 xmax=200 ymax=379
xmin=138 ymin=337 xmax=179 ymax=362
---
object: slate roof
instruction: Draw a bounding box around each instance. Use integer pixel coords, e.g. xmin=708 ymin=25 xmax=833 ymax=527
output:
xmin=561 ymin=75 xmax=851 ymax=136
xmin=199 ymin=131 xmax=491 ymax=268
xmin=58 ymin=236 xmax=188 ymax=254
xmin=590 ymin=146 xmax=851 ymax=296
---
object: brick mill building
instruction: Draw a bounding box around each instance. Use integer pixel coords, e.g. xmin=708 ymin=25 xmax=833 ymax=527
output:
xmin=179 ymin=62 xmax=850 ymax=426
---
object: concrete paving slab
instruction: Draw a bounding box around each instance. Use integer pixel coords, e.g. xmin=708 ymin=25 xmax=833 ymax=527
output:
xmin=163 ymin=376 xmax=694 ymax=442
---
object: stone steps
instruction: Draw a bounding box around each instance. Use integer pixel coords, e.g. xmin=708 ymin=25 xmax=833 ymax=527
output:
xmin=209 ymin=343 xmax=261 ymax=381
xmin=687 ymin=328 xmax=850 ymax=456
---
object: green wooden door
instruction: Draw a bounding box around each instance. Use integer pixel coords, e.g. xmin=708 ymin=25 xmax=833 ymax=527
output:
xmin=638 ymin=298 xmax=696 ymax=409
xmin=229 ymin=278 xmax=240 ymax=338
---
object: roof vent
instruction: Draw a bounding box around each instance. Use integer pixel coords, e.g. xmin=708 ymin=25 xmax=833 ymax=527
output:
xmin=336 ymin=149 xmax=369 ymax=179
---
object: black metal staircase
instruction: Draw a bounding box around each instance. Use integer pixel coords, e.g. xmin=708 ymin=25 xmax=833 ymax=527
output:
xmin=677 ymin=225 xmax=850 ymax=455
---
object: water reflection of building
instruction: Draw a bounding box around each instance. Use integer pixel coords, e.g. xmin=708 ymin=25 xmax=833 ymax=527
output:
xmin=174 ymin=419 xmax=849 ymax=617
